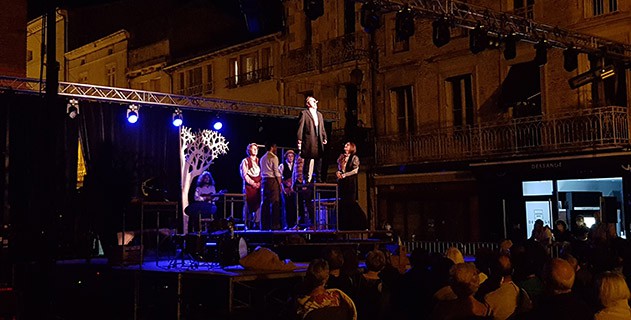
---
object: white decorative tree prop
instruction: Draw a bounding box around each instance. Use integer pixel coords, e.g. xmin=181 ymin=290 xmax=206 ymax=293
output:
xmin=180 ymin=126 xmax=229 ymax=233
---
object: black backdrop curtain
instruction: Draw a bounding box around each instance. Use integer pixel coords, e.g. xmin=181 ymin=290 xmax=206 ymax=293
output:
xmin=78 ymin=102 xmax=181 ymax=253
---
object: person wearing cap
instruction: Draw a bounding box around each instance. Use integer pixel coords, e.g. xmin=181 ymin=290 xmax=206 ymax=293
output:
xmin=279 ymin=149 xmax=297 ymax=229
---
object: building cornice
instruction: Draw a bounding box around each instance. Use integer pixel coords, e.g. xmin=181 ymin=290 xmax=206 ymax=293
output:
xmin=65 ymin=29 xmax=130 ymax=60
xmin=164 ymin=32 xmax=282 ymax=72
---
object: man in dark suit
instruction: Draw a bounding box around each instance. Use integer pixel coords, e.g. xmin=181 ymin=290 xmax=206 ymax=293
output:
xmin=297 ymin=96 xmax=327 ymax=183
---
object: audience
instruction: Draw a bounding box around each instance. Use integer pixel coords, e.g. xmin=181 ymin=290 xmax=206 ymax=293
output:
xmin=594 ymin=271 xmax=631 ymax=320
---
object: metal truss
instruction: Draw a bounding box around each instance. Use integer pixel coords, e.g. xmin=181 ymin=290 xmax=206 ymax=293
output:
xmin=359 ymin=0 xmax=631 ymax=61
xmin=0 ymin=76 xmax=339 ymax=121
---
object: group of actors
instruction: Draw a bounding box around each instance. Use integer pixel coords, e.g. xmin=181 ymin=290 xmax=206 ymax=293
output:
xmin=190 ymin=96 xmax=366 ymax=232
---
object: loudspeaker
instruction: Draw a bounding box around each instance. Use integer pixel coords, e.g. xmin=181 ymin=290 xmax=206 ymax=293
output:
xmin=600 ymin=196 xmax=618 ymax=223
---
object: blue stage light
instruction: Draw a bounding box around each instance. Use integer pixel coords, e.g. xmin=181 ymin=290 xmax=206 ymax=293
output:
xmin=172 ymin=109 xmax=183 ymax=127
xmin=127 ymin=104 xmax=139 ymax=124
xmin=213 ymin=121 xmax=223 ymax=130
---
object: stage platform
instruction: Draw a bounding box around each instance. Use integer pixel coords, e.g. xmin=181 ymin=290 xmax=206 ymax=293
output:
xmin=53 ymin=229 xmax=398 ymax=319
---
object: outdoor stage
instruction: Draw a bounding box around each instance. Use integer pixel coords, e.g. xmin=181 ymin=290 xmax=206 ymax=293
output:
xmin=53 ymin=229 xmax=396 ymax=320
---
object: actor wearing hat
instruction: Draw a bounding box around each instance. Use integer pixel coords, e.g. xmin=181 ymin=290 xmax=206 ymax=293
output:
xmin=279 ymin=149 xmax=297 ymax=229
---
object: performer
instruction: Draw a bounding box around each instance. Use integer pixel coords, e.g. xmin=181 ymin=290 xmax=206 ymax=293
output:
xmin=260 ymin=143 xmax=283 ymax=230
xmin=186 ymin=171 xmax=218 ymax=233
xmin=293 ymin=153 xmax=314 ymax=228
xmin=297 ymin=95 xmax=328 ymax=183
xmin=279 ymin=150 xmax=297 ymax=229
xmin=240 ymin=143 xmax=261 ymax=230
xmin=336 ymin=142 xmax=366 ymax=230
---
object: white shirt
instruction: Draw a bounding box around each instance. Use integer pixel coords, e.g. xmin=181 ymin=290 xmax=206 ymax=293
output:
xmin=309 ymin=107 xmax=319 ymax=129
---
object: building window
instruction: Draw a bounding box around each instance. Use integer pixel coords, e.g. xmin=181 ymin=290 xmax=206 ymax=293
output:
xmin=393 ymin=36 xmax=409 ymax=53
xmin=205 ymin=65 xmax=213 ymax=94
xmin=177 ymin=72 xmax=185 ymax=95
xmin=241 ymin=53 xmax=258 ymax=82
xmin=78 ymin=72 xmax=88 ymax=84
xmin=150 ymin=78 xmax=161 ymax=92
xmin=186 ymin=67 xmax=203 ymax=96
xmin=592 ymin=0 xmax=618 ymax=16
xmin=513 ymin=0 xmax=534 ymax=18
xmin=390 ymin=86 xmax=414 ymax=134
xmin=106 ymin=64 xmax=116 ymax=86
xmin=226 ymin=51 xmax=273 ymax=88
xmin=446 ymin=75 xmax=474 ymax=127
xmin=228 ymin=58 xmax=239 ymax=88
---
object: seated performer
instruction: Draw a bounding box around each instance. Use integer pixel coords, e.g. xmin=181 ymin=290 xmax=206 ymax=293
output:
xmin=186 ymin=171 xmax=218 ymax=233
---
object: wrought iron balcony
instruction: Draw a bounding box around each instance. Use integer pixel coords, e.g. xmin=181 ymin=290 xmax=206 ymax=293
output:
xmin=225 ymin=66 xmax=273 ymax=88
xmin=376 ymin=106 xmax=630 ymax=165
xmin=281 ymin=32 xmax=370 ymax=77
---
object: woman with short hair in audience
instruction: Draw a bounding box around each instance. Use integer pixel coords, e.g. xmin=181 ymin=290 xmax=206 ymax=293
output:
xmin=431 ymin=263 xmax=491 ymax=319
xmin=594 ymin=271 xmax=631 ymax=320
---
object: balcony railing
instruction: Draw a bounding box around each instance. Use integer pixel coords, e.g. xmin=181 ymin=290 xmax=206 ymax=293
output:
xmin=226 ymin=66 xmax=273 ymax=88
xmin=186 ymin=83 xmax=203 ymax=96
xmin=281 ymin=32 xmax=370 ymax=77
xmin=376 ymin=106 xmax=630 ymax=165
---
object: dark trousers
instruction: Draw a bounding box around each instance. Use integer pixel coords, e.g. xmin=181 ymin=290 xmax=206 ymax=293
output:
xmin=261 ymin=178 xmax=281 ymax=230
xmin=282 ymin=191 xmax=297 ymax=228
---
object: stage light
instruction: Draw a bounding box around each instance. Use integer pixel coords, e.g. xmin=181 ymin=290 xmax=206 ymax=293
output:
xmin=469 ymin=24 xmax=487 ymax=54
xmin=213 ymin=121 xmax=223 ymax=131
xmin=432 ymin=17 xmax=450 ymax=47
xmin=303 ymin=0 xmax=324 ymax=21
xmin=563 ymin=47 xmax=578 ymax=72
xmin=534 ymin=40 xmax=548 ymax=66
xmin=66 ymin=99 xmax=79 ymax=119
xmin=172 ymin=109 xmax=183 ymax=127
xmin=568 ymin=65 xmax=615 ymax=89
xmin=395 ymin=7 xmax=415 ymax=41
xmin=360 ymin=2 xmax=381 ymax=33
xmin=503 ymin=34 xmax=517 ymax=60
xmin=127 ymin=104 xmax=139 ymax=124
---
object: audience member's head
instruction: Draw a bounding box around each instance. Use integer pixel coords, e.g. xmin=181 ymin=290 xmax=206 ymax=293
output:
xmin=560 ymin=253 xmax=579 ymax=272
xmin=365 ymin=249 xmax=386 ymax=272
xmin=449 ymin=263 xmax=480 ymax=298
xmin=543 ymin=258 xmax=575 ymax=294
xmin=306 ymin=259 xmax=330 ymax=289
xmin=595 ymin=271 xmax=631 ymax=308
xmin=446 ymin=247 xmax=465 ymax=265
xmin=322 ymin=246 xmax=344 ymax=271
xmin=493 ymin=254 xmax=513 ymax=278
xmin=555 ymin=220 xmax=568 ymax=232
xmin=409 ymin=247 xmax=430 ymax=269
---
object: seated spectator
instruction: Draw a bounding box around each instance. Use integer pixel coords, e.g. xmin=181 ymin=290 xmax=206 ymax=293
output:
xmin=322 ymin=246 xmax=353 ymax=296
xmin=431 ymin=263 xmax=491 ymax=319
xmin=297 ymin=259 xmax=357 ymax=320
xmin=594 ymin=272 xmax=631 ymax=320
xmin=356 ymin=249 xmax=387 ymax=320
xmin=484 ymin=255 xmax=532 ymax=320
xmin=524 ymin=258 xmax=593 ymax=320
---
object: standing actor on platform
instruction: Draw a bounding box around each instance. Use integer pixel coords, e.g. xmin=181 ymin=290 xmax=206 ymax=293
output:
xmin=260 ymin=143 xmax=283 ymax=230
xmin=240 ymin=143 xmax=261 ymax=230
xmin=297 ymin=96 xmax=327 ymax=183
xmin=336 ymin=142 xmax=366 ymax=230
xmin=279 ymin=150 xmax=298 ymax=229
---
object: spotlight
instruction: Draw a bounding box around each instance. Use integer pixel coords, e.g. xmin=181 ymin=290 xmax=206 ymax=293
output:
xmin=503 ymin=34 xmax=517 ymax=60
xmin=303 ymin=0 xmax=324 ymax=21
xmin=213 ymin=121 xmax=223 ymax=131
xmin=568 ymin=65 xmax=615 ymax=89
xmin=534 ymin=39 xmax=548 ymax=66
xmin=395 ymin=7 xmax=415 ymax=41
xmin=432 ymin=17 xmax=450 ymax=47
xmin=563 ymin=46 xmax=579 ymax=72
xmin=127 ymin=104 xmax=139 ymax=124
xmin=469 ymin=24 xmax=487 ymax=54
xmin=360 ymin=2 xmax=381 ymax=33
xmin=66 ymin=99 xmax=79 ymax=119
xmin=172 ymin=109 xmax=183 ymax=127
xmin=598 ymin=65 xmax=615 ymax=79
